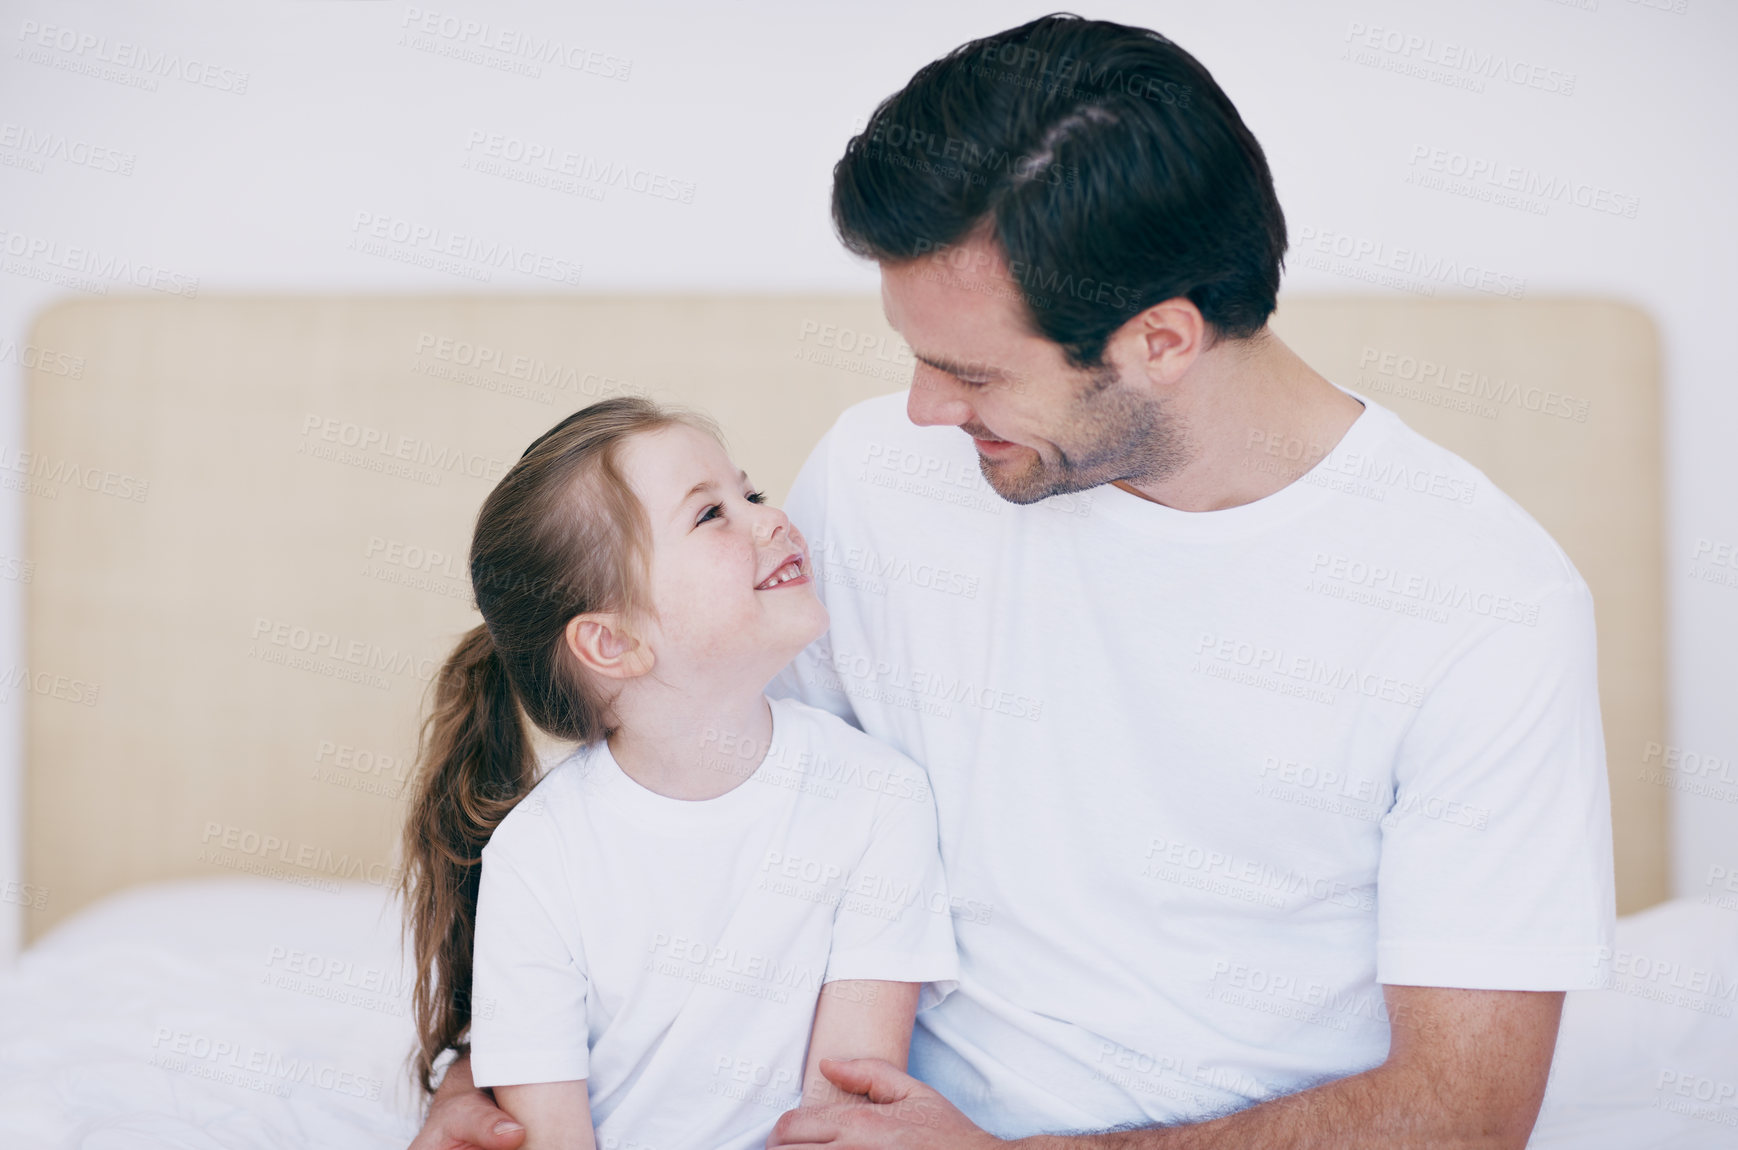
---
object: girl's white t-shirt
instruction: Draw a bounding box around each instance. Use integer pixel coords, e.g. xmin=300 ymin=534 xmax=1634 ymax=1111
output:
xmin=468 ymin=694 xmax=959 ymax=1150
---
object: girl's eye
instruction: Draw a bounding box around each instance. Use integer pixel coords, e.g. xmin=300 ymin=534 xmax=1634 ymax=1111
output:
xmin=697 ymin=491 xmax=766 ymax=525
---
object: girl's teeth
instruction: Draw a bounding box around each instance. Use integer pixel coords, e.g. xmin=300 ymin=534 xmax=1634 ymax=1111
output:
xmin=768 ymin=562 xmax=800 ymax=586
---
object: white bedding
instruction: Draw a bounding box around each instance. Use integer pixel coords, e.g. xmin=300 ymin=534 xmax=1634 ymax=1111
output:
xmin=0 ymin=877 xmax=422 ymax=1150
xmin=1 ymin=877 xmax=1733 ymax=1148
xmin=1531 ymin=896 xmax=1738 ymax=1148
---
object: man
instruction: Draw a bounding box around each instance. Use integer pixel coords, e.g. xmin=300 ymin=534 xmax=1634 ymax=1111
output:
xmin=411 ymin=14 xmax=1613 ymax=1148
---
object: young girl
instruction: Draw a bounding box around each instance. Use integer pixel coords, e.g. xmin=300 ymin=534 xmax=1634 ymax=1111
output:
xmin=400 ymin=397 xmax=958 ymax=1150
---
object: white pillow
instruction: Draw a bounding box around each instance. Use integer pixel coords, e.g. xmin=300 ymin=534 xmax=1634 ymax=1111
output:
xmin=1530 ymin=896 xmax=1738 ymax=1147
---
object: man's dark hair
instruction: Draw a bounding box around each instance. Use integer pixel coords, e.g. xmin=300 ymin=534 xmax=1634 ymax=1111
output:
xmin=832 ymin=12 xmax=1287 ymax=369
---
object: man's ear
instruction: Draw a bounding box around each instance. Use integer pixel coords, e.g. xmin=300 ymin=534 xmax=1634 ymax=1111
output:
xmin=563 ymin=611 xmax=655 ymax=679
xmin=1122 ymin=295 xmax=1207 ymax=388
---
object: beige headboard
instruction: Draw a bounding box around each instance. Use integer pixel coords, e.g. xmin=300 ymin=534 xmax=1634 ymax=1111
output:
xmin=20 ymin=294 xmax=1664 ymax=942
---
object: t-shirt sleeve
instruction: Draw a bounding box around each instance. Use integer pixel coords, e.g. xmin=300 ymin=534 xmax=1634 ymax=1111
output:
xmin=469 ymin=831 xmax=591 ymax=1087
xmin=824 ymin=757 xmax=960 ymax=1011
xmin=1375 ymin=575 xmax=1615 ymax=990
xmin=766 ymin=422 xmax=862 ymax=730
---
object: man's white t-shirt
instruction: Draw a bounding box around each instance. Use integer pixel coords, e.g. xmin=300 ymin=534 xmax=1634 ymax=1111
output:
xmin=469 ymin=694 xmax=959 ymax=1150
xmin=766 ymin=386 xmax=1615 ymax=1136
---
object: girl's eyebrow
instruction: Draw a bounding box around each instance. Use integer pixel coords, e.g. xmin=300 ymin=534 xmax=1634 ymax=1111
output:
xmin=672 ymin=469 xmax=750 ymax=521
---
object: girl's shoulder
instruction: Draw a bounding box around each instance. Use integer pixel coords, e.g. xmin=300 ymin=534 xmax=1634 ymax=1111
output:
xmin=768 ymin=696 xmax=936 ymax=808
xmin=479 ymin=742 xmax=600 ymax=860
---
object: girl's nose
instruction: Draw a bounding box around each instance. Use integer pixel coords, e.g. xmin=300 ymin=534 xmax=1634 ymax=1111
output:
xmin=754 ymin=504 xmax=791 ymax=544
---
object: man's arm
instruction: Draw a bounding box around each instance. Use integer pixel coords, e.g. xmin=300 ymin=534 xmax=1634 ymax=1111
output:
xmin=407 ymin=1052 xmax=527 ymax=1150
xmin=766 ymin=984 xmax=1564 ymax=1150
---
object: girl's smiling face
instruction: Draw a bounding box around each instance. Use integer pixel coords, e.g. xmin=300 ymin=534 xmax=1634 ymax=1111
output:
xmin=613 ymin=422 xmax=827 ymax=688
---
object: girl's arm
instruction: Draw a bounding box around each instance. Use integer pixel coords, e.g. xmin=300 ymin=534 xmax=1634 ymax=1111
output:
xmin=800 ymin=979 xmax=923 ymax=1107
xmin=491 ymin=1080 xmax=598 ymax=1150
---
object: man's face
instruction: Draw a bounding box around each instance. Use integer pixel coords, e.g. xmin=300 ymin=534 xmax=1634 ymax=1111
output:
xmin=880 ymin=233 xmax=1186 ymax=504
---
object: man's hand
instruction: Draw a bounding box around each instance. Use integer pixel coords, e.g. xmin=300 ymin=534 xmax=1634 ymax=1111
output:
xmin=771 ymin=986 xmax=1562 ymax=1149
xmin=407 ymin=1054 xmax=527 ymax=1150
xmin=767 ymin=1057 xmax=1002 ymax=1149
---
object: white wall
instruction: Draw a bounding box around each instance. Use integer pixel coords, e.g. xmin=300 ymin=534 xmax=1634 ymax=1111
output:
xmin=1 ymin=0 xmax=1733 ymax=960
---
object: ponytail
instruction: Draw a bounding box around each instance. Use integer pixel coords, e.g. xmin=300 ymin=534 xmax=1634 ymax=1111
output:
xmin=400 ymin=623 xmax=537 ymax=1093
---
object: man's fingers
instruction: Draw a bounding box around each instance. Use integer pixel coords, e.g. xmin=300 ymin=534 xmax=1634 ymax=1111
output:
xmin=818 ymin=1056 xmax=919 ymax=1105
xmin=478 ymin=1116 xmax=528 ymax=1150
xmin=766 ymin=1104 xmax=840 ymax=1147
xmin=415 ymin=1097 xmax=524 ymax=1150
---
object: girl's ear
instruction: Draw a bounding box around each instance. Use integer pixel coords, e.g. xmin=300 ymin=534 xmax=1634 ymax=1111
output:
xmin=564 ymin=612 xmax=655 ymax=679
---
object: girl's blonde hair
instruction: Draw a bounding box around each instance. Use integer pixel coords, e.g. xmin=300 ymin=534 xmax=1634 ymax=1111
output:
xmin=398 ymin=395 xmax=722 ymax=1093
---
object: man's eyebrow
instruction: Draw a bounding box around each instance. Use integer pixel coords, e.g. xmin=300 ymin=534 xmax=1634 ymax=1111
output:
xmin=673 ymin=469 xmax=750 ymax=521
xmin=914 ymin=353 xmax=1008 ymax=381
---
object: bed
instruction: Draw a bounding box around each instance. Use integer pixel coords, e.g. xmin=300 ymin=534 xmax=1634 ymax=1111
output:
xmin=3 ymin=876 xmax=1730 ymax=1148
xmin=4 ymin=293 xmax=1730 ymax=1146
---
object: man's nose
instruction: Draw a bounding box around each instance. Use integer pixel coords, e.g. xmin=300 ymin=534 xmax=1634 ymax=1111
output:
xmin=907 ymin=363 xmax=974 ymax=428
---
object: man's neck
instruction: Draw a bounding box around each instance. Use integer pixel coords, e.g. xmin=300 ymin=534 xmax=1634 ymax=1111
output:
xmin=1113 ymin=330 xmax=1365 ymax=512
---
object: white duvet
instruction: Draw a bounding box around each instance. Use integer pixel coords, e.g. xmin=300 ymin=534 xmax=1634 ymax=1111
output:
xmin=1 ymin=877 xmax=1733 ymax=1148
xmin=0 ymin=877 xmax=423 ymax=1150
